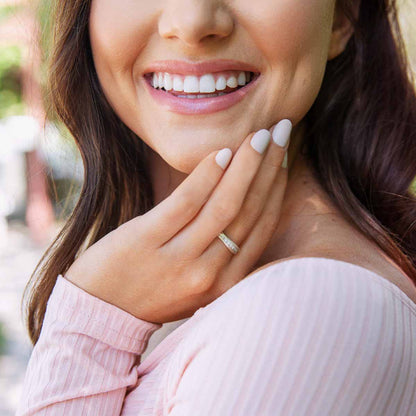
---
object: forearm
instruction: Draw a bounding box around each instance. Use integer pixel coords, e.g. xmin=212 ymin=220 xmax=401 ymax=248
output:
xmin=17 ymin=275 xmax=161 ymax=415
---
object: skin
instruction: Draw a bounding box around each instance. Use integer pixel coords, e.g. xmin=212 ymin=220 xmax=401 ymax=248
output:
xmin=75 ymin=0 xmax=416 ymax=315
xmin=89 ymin=0 xmax=337 ymax=173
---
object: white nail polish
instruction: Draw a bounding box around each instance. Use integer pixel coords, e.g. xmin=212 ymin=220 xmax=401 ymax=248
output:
xmin=250 ymin=129 xmax=271 ymax=154
xmin=216 ymin=148 xmax=233 ymax=169
xmin=272 ymin=119 xmax=292 ymax=148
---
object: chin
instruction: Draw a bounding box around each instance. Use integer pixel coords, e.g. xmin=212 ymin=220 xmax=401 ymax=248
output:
xmin=164 ymin=151 xmax=208 ymax=174
xmin=154 ymin=134 xmax=231 ymax=174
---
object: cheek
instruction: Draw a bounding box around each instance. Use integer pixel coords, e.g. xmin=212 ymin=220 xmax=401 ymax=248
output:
xmin=239 ymin=0 xmax=335 ymax=121
xmin=89 ymin=0 xmax=156 ymax=67
xmin=88 ymin=0 xmax=156 ymax=112
xmin=243 ymin=0 xmax=334 ymax=54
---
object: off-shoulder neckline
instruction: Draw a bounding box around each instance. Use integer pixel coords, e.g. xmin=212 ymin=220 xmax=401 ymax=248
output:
xmin=240 ymin=256 xmax=416 ymax=310
xmin=137 ymin=256 xmax=416 ymax=375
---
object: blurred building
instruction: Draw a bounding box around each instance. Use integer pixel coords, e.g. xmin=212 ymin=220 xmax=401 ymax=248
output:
xmin=0 ymin=0 xmax=82 ymax=246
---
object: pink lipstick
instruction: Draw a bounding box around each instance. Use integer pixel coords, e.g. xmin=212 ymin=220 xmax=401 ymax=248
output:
xmin=141 ymin=59 xmax=261 ymax=115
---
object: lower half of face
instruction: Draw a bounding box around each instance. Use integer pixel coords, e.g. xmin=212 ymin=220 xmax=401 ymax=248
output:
xmin=89 ymin=0 xmax=335 ymax=173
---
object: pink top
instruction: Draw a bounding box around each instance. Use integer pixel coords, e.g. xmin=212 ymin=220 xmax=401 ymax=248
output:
xmin=17 ymin=257 xmax=416 ymax=415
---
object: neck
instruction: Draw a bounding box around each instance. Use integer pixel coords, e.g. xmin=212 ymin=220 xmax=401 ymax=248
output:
xmin=252 ymin=151 xmax=343 ymax=268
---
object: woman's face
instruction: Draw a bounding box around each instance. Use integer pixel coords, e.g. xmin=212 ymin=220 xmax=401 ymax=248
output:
xmin=89 ymin=0 xmax=337 ymax=173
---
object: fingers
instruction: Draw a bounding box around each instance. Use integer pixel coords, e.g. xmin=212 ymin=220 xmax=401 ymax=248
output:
xmin=204 ymin=119 xmax=291 ymax=267
xmin=226 ymin=164 xmax=288 ymax=278
xmin=140 ymin=148 xmax=233 ymax=245
xmin=206 ymin=159 xmax=289 ymax=296
xmin=161 ymin=129 xmax=272 ymax=257
xmin=215 ymin=120 xmax=291 ymax=257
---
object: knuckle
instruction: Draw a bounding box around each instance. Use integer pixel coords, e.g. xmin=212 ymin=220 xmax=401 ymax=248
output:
xmin=263 ymin=156 xmax=281 ymax=171
xmin=188 ymin=270 xmax=215 ymax=294
xmin=212 ymin=199 xmax=239 ymax=223
xmin=176 ymin=191 xmax=197 ymax=217
xmin=241 ymin=192 xmax=263 ymax=221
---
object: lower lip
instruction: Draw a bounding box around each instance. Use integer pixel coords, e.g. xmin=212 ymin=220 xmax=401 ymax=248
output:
xmin=142 ymin=74 xmax=261 ymax=115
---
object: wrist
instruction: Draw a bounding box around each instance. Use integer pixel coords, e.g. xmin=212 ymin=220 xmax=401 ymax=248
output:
xmin=64 ymin=256 xmax=143 ymax=321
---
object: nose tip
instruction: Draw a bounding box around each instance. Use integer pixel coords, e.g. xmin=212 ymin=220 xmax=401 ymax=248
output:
xmin=158 ymin=3 xmax=234 ymax=47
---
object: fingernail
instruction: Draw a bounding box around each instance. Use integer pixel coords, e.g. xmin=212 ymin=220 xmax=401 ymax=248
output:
xmin=272 ymin=119 xmax=292 ymax=148
xmin=281 ymin=152 xmax=288 ymax=168
xmin=216 ymin=148 xmax=233 ymax=169
xmin=250 ymin=129 xmax=271 ymax=154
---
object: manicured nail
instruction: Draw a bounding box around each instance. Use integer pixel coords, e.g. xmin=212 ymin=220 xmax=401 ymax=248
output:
xmin=282 ymin=152 xmax=288 ymax=168
xmin=216 ymin=148 xmax=233 ymax=169
xmin=250 ymin=129 xmax=271 ymax=154
xmin=272 ymin=119 xmax=292 ymax=148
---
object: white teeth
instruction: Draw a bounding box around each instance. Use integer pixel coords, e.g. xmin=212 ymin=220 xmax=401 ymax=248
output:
xmin=151 ymin=71 xmax=254 ymax=92
xmin=226 ymin=76 xmax=238 ymax=88
xmin=216 ymin=76 xmax=227 ymax=90
xmin=199 ymin=74 xmax=216 ymax=93
xmin=183 ymin=75 xmax=200 ymax=93
xmin=164 ymin=73 xmax=173 ymax=90
xmin=153 ymin=73 xmax=159 ymax=88
xmin=173 ymin=75 xmax=184 ymax=91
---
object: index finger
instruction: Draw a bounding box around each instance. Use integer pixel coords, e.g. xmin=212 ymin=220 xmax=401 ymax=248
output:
xmin=138 ymin=146 xmax=234 ymax=245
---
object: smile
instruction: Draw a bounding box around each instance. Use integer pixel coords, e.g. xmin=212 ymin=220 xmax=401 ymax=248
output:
xmin=143 ymin=70 xmax=261 ymax=115
xmin=146 ymin=70 xmax=258 ymax=97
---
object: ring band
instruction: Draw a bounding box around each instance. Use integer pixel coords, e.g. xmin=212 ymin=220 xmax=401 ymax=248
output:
xmin=218 ymin=232 xmax=240 ymax=255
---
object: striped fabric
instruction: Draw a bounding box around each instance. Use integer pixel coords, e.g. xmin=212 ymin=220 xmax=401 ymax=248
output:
xmin=17 ymin=257 xmax=416 ymax=415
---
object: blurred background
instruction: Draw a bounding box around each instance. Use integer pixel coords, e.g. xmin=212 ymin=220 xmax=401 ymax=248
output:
xmin=0 ymin=0 xmax=415 ymax=414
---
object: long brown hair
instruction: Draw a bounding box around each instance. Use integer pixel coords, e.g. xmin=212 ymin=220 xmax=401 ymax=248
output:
xmin=23 ymin=0 xmax=416 ymax=345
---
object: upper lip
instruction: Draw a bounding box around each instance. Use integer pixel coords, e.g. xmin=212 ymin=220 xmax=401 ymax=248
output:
xmin=143 ymin=59 xmax=261 ymax=76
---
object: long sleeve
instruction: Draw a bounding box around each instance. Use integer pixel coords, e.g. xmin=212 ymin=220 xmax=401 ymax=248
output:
xmin=164 ymin=259 xmax=416 ymax=416
xmin=16 ymin=274 xmax=162 ymax=416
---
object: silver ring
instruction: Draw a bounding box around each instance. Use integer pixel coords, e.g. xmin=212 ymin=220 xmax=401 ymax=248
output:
xmin=218 ymin=232 xmax=240 ymax=255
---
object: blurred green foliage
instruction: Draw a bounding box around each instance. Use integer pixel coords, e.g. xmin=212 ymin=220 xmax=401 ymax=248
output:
xmin=411 ymin=179 xmax=416 ymax=196
xmin=37 ymin=0 xmax=53 ymax=86
xmin=0 ymin=45 xmax=24 ymax=118
xmin=0 ymin=1 xmax=52 ymax=119
xmin=0 ymin=3 xmax=22 ymax=23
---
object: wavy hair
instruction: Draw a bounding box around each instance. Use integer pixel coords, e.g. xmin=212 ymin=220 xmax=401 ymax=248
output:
xmin=23 ymin=0 xmax=416 ymax=345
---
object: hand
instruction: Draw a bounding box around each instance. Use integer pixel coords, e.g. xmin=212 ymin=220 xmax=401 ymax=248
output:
xmin=65 ymin=120 xmax=291 ymax=324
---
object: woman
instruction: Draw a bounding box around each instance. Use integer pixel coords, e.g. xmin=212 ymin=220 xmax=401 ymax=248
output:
xmin=18 ymin=0 xmax=416 ymax=414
